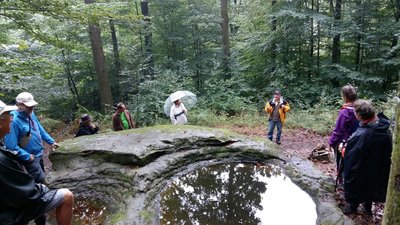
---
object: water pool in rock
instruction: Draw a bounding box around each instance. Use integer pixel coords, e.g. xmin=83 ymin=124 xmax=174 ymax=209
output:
xmin=160 ymin=163 xmax=317 ymax=225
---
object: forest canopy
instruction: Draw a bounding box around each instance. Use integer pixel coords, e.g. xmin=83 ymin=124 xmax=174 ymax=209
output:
xmin=0 ymin=0 xmax=399 ymax=125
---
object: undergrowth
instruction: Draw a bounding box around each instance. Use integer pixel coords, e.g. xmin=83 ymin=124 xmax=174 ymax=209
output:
xmin=40 ymin=98 xmax=396 ymax=139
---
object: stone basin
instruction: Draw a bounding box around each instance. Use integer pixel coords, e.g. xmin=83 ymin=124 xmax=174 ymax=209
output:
xmin=47 ymin=125 xmax=354 ymax=225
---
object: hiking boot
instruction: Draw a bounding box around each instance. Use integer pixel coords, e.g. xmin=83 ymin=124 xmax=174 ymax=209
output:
xmin=276 ymin=142 xmax=281 ymax=145
xmin=342 ymin=203 xmax=358 ymax=214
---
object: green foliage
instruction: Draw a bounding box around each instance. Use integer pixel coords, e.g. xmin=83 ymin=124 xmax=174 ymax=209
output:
xmin=39 ymin=117 xmax=65 ymax=134
xmin=286 ymin=107 xmax=337 ymax=135
xmin=0 ymin=0 xmax=398 ymax=127
xmin=129 ymin=66 xmax=194 ymax=126
xmin=198 ymin=76 xmax=256 ymax=116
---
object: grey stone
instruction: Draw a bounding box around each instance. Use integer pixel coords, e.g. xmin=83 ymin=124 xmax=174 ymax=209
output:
xmin=47 ymin=125 xmax=353 ymax=225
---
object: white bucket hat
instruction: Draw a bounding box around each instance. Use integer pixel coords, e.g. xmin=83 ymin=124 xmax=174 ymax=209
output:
xmin=16 ymin=92 xmax=38 ymax=107
xmin=0 ymin=100 xmax=18 ymax=115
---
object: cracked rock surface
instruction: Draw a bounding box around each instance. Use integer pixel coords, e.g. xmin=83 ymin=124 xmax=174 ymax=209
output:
xmin=48 ymin=125 xmax=353 ymax=225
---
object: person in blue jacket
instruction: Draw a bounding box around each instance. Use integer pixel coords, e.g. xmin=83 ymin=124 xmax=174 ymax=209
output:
xmin=5 ymin=92 xmax=59 ymax=225
xmin=5 ymin=92 xmax=59 ymax=184
xmin=0 ymin=100 xmax=74 ymax=225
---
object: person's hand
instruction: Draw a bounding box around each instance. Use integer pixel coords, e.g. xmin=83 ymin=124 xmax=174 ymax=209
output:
xmin=52 ymin=142 xmax=59 ymax=148
xmin=90 ymin=123 xmax=96 ymax=129
xmin=280 ymin=104 xmax=285 ymax=108
xmin=328 ymin=145 xmax=332 ymax=152
xmin=29 ymin=154 xmax=34 ymax=162
xmin=51 ymin=142 xmax=59 ymax=151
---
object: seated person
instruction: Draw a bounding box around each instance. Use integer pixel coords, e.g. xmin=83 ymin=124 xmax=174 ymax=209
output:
xmin=0 ymin=100 xmax=74 ymax=225
xmin=75 ymin=114 xmax=99 ymax=137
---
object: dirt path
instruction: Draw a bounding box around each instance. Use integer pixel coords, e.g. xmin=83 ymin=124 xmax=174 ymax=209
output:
xmin=224 ymin=125 xmax=384 ymax=225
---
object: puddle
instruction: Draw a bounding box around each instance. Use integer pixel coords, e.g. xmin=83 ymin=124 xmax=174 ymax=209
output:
xmin=160 ymin=163 xmax=317 ymax=225
xmin=31 ymin=197 xmax=108 ymax=225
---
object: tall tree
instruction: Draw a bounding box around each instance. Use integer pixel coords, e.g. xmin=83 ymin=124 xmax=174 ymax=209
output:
xmin=109 ymin=18 xmax=121 ymax=76
xmin=141 ymin=0 xmax=154 ymax=77
xmin=84 ymin=0 xmax=113 ymax=112
xmin=221 ymin=0 xmax=231 ymax=78
xmin=382 ymin=84 xmax=400 ymax=225
xmin=331 ymin=0 xmax=342 ymax=87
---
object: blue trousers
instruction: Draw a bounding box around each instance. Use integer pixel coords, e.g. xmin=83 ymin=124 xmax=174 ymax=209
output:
xmin=268 ymin=120 xmax=283 ymax=143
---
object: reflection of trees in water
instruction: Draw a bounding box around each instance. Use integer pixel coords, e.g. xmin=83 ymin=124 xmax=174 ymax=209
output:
xmin=160 ymin=163 xmax=282 ymax=225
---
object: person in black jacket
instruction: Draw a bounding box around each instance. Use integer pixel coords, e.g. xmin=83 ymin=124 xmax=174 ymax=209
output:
xmin=343 ymin=99 xmax=392 ymax=214
xmin=75 ymin=114 xmax=99 ymax=137
xmin=0 ymin=100 xmax=74 ymax=225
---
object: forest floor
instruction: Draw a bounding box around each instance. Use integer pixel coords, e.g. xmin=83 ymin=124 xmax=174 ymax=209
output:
xmin=47 ymin=124 xmax=384 ymax=224
xmin=221 ymin=125 xmax=384 ymax=225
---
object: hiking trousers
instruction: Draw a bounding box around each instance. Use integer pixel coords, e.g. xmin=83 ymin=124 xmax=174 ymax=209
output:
xmin=268 ymin=120 xmax=282 ymax=143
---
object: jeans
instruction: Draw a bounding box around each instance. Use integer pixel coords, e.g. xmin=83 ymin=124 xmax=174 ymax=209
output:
xmin=268 ymin=120 xmax=282 ymax=143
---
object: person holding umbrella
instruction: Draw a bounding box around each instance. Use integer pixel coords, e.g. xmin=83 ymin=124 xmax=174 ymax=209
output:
xmin=164 ymin=91 xmax=197 ymax=125
xmin=170 ymin=98 xmax=188 ymax=125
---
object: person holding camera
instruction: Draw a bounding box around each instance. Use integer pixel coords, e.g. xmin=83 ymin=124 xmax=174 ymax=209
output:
xmin=75 ymin=114 xmax=99 ymax=137
xmin=264 ymin=90 xmax=290 ymax=145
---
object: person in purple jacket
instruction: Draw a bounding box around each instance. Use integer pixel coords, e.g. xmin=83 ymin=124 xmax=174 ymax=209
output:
xmin=328 ymin=85 xmax=359 ymax=175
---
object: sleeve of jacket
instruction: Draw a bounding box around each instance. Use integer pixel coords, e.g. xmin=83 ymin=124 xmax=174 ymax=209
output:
xmin=0 ymin=152 xmax=44 ymax=208
xmin=264 ymin=101 xmax=273 ymax=114
xmin=282 ymin=101 xmax=290 ymax=113
xmin=4 ymin=122 xmax=31 ymax=161
xmin=93 ymin=125 xmax=100 ymax=133
xmin=181 ymin=103 xmax=187 ymax=114
xmin=33 ymin=114 xmax=54 ymax=145
xmin=329 ymin=111 xmax=346 ymax=146
xmin=112 ymin=113 xmax=119 ymax=131
xmin=127 ymin=111 xmax=135 ymax=128
xmin=170 ymin=106 xmax=177 ymax=124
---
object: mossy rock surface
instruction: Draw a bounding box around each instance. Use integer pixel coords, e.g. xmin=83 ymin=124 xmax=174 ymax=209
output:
xmin=48 ymin=125 xmax=353 ymax=225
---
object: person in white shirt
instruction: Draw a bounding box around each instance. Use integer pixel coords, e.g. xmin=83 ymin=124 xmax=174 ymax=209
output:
xmin=170 ymin=99 xmax=187 ymax=125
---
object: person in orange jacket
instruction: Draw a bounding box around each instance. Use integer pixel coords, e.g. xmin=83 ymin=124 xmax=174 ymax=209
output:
xmin=264 ymin=90 xmax=290 ymax=145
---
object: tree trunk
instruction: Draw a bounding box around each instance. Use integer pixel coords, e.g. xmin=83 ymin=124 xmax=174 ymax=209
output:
xmin=354 ymin=0 xmax=363 ymax=72
xmin=84 ymin=0 xmax=114 ymax=112
xmin=309 ymin=0 xmax=314 ymax=78
xmin=141 ymin=0 xmax=154 ymax=77
xmin=331 ymin=0 xmax=341 ymax=87
xmin=61 ymin=49 xmax=81 ymax=105
xmin=109 ymin=18 xmax=121 ymax=76
xmin=332 ymin=0 xmax=341 ymax=64
xmin=271 ymin=0 xmax=277 ymax=75
xmin=221 ymin=0 xmax=231 ymax=79
xmin=316 ymin=0 xmax=321 ymax=73
xmin=382 ymin=85 xmax=400 ymax=225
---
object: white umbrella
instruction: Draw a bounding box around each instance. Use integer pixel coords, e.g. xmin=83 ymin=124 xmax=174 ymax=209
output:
xmin=164 ymin=91 xmax=197 ymax=116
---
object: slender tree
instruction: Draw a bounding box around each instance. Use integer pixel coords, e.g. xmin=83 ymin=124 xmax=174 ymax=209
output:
xmin=221 ymin=0 xmax=231 ymax=78
xmin=84 ymin=0 xmax=113 ymax=112
xmin=141 ymin=0 xmax=154 ymax=77
xmin=109 ymin=18 xmax=121 ymax=76
xmin=331 ymin=0 xmax=342 ymax=87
